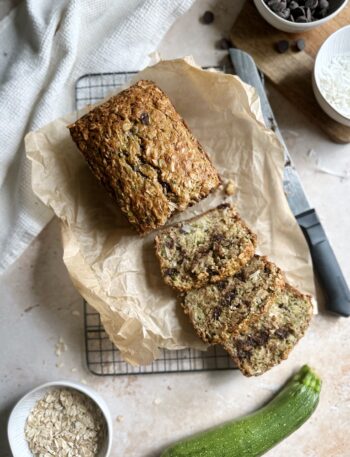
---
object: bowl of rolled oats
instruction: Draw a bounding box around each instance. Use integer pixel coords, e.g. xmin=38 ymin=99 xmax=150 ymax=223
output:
xmin=8 ymin=380 xmax=112 ymax=457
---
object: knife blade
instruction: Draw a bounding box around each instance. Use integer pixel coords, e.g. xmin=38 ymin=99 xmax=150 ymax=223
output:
xmin=229 ymin=48 xmax=350 ymax=317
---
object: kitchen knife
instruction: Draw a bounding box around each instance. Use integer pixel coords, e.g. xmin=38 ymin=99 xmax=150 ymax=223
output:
xmin=229 ymin=48 xmax=350 ymax=317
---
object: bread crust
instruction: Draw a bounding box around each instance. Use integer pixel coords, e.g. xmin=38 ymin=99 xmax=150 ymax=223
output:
xmin=69 ymin=80 xmax=221 ymax=234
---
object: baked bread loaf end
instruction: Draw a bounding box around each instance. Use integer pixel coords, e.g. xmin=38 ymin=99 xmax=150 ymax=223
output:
xmin=69 ymin=80 xmax=220 ymax=234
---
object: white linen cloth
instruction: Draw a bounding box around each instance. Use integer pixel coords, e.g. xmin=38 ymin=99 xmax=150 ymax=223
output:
xmin=0 ymin=0 xmax=195 ymax=273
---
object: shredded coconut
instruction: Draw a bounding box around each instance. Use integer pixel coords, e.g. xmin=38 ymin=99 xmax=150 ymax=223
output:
xmin=318 ymin=54 xmax=350 ymax=118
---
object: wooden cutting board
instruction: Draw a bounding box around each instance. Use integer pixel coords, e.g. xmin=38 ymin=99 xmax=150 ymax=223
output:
xmin=231 ymin=1 xmax=350 ymax=143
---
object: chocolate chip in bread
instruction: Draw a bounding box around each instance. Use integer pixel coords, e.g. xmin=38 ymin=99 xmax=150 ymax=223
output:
xmin=223 ymin=284 xmax=313 ymax=376
xmin=155 ymin=204 xmax=257 ymax=291
xmin=182 ymin=255 xmax=285 ymax=343
xmin=69 ymin=80 xmax=221 ymax=234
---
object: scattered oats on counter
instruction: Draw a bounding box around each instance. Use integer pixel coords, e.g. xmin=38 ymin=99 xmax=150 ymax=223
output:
xmin=55 ymin=337 xmax=68 ymax=357
xmin=24 ymin=388 xmax=106 ymax=457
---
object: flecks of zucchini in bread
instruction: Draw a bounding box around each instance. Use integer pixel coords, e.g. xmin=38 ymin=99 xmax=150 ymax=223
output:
xmin=182 ymin=255 xmax=285 ymax=344
xmin=155 ymin=204 xmax=257 ymax=291
xmin=224 ymin=284 xmax=313 ymax=376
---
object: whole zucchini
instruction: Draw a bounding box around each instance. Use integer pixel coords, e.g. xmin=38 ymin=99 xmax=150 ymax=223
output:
xmin=161 ymin=365 xmax=321 ymax=457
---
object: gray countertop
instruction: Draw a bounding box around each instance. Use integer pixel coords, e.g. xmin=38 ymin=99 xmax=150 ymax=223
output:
xmin=1 ymin=1 xmax=349 ymax=456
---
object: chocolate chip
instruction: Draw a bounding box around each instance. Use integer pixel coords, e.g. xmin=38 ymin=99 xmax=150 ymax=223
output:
xmin=202 ymin=11 xmax=214 ymax=24
xmin=212 ymin=306 xmax=222 ymax=320
xmin=293 ymin=38 xmax=305 ymax=52
xmin=289 ymin=1 xmax=299 ymax=9
xmin=161 ymin=181 xmax=171 ymax=194
xmin=275 ymin=327 xmax=290 ymax=339
xmin=164 ymin=238 xmax=175 ymax=249
xmin=222 ymin=290 xmax=236 ymax=307
xmin=319 ymin=0 xmax=329 ymax=8
xmin=291 ymin=6 xmax=305 ymax=18
xmin=306 ymin=7 xmax=312 ymax=21
xmin=164 ymin=268 xmax=178 ymax=278
xmin=275 ymin=40 xmax=289 ymax=54
xmin=207 ymin=267 xmax=217 ymax=277
xmin=140 ymin=113 xmax=150 ymax=125
xmin=316 ymin=7 xmax=328 ymax=18
xmin=211 ymin=233 xmax=225 ymax=243
xmin=218 ymin=38 xmax=232 ymax=50
xmin=264 ymin=0 xmax=329 ymax=22
xmin=277 ymin=7 xmax=290 ymax=19
xmin=305 ymin=0 xmax=318 ymax=8
xmin=268 ymin=0 xmax=287 ymax=13
xmin=216 ymin=280 xmax=228 ymax=291
xmin=217 ymin=203 xmax=230 ymax=209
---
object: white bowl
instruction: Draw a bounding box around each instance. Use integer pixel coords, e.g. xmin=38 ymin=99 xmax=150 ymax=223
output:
xmin=7 ymin=380 xmax=113 ymax=457
xmin=254 ymin=0 xmax=349 ymax=33
xmin=313 ymin=25 xmax=350 ymax=126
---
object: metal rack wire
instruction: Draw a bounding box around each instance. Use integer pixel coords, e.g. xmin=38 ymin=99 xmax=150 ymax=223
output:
xmin=76 ymin=70 xmax=235 ymax=376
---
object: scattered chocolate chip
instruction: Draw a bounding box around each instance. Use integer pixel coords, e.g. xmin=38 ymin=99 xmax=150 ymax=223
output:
xmin=202 ymin=11 xmax=214 ymax=24
xmin=140 ymin=112 xmax=150 ymax=125
xmin=164 ymin=268 xmax=178 ymax=278
xmin=293 ymin=38 xmax=305 ymax=52
xmin=275 ymin=39 xmax=289 ymax=54
xmin=218 ymin=38 xmax=232 ymax=50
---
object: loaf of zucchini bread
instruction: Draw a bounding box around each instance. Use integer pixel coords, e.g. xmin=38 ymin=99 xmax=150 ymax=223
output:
xmin=223 ymin=284 xmax=313 ymax=376
xmin=182 ymin=255 xmax=285 ymax=343
xmin=155 ymin=204 xmax=257 ymax=291
xmin=69 ymin=80 xmax=220 ymax=234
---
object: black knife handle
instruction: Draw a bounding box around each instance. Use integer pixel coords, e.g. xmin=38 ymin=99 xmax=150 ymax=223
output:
xmin=296 ymin=208 xmax=350 ymax=317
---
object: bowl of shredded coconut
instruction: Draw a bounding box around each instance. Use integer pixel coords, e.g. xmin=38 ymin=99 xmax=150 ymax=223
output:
xmin=8 ymin=381 xmax=113 ymax=457
xmin=313 ymin=25 xmax=350 ymax=126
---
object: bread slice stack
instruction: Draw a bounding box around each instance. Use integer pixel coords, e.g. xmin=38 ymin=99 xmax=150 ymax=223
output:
xmin=155 ymin=203 xmax=312 ymax=376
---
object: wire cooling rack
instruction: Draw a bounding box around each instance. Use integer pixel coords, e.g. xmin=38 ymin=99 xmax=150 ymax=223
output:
xmin=76 ymin=69 xmax=235 ymax=376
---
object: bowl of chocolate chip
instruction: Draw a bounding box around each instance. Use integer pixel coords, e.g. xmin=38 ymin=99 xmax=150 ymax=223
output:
xmin=254 ymin=0 xmax=348 ymax=33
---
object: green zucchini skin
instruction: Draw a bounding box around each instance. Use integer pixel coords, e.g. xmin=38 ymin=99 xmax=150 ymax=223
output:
xmin=161 ymin=365 xmax=321 ymax=457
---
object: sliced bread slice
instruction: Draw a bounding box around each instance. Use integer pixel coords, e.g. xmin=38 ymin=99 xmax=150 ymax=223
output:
xmin=155 ymin=204 xmax=257 ymax=291
xmin=182 ymin=255 xmax=285 ymax=344
xmin=223 ymin=284 xmax=313 ymax=376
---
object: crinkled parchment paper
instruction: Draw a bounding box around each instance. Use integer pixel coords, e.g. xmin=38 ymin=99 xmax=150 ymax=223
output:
xmin=25 ymin=58 xmax=316 ymax=365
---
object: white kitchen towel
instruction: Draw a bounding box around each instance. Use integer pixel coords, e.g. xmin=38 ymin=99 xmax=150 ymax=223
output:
xmin=0 ymin=0 xmax=195 ymax=273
